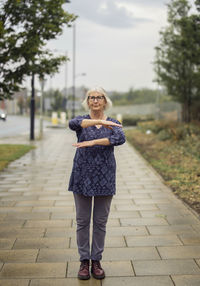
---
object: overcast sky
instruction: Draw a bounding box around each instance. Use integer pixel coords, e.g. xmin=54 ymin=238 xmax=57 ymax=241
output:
xmin=43 ymin=0 xmax=193 ymax=92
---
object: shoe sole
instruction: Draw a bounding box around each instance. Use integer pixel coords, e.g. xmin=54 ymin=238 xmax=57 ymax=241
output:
xmin=91 ymin=273 xmax=105 ymax=279
xmin=78 ymin=274 xmax=90 ymax=280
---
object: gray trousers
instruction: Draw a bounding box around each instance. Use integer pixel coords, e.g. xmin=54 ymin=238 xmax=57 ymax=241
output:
xmin=73 ymin=193 xmax=112 ymax=261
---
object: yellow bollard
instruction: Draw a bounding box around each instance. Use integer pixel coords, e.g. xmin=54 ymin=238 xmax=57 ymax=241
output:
xmin=60 ymin=112 xmax=66 ymax=125
xmin=51 ymin=112 xmax=58 ymax=125
xmin=116 ymin=113 xmax=123 ymax=124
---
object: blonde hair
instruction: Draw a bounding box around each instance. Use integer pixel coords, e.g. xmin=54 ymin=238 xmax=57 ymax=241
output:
xmin=82 ymin=86 xmax=112 ymax=111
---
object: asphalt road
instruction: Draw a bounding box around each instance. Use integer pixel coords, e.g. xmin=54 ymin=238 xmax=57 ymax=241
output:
xmin=0 ymin=115 xmax=49 ymax=138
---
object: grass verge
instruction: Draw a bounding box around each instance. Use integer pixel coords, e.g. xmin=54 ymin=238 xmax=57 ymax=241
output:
xmin=0 ymin=144 xmax=35 ymax=172
xmin=125 ymin=126 xmax=200 ymax=214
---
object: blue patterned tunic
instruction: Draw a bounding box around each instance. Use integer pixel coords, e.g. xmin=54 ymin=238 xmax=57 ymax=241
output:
xmin=68 ymin=114 xmax=126 ymax=196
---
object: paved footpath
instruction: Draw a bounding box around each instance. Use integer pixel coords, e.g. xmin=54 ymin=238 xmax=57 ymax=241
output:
xmin=0 ymin=128 xmax=200 ymax=286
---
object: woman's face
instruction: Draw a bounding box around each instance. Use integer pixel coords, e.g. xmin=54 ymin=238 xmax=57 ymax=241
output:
xmin=87 ymin=92 xmax=106 ymax=112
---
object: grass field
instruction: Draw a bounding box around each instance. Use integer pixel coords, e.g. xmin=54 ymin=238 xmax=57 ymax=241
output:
xmin=125 ymin=121 xmax=200 ymax=214
xmin=0 ymin=144 xmax=35 ymax=171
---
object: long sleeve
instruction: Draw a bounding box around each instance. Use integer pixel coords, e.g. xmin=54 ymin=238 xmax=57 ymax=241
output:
xmin=68 ymin=116 xmax=84 ymax=131
xmin=108 ymin=120 xmax=126 ymax=146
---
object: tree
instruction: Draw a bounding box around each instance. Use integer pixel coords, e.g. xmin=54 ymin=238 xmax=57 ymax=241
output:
xmin=0 ymin=0 xmax=76 ymax=139
xmin=0 ymin=0 xmax=76 ymax=100
xmin=50 ymin=89 xmax=65 ymax=111
xmin=154 ymin=0 xmax=200 ymax=122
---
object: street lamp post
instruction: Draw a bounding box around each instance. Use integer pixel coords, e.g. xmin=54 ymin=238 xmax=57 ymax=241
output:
xmin=65 ymin=50 xmax=68 ymax=110
xmin=72 ymin=23 xmax=76 ymax=118
xmin=39 ymin=76 xmax=46 ymax=139
xmin=30 ymin=73 xmax=35 ymax=140
xmin=65 ymin=0 xmax=85 ymax=118
xmin=71 ymin=25 xmax=87 ymax=118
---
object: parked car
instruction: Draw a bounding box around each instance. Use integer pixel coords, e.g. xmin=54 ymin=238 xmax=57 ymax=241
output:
xmin=0 ymin=109 xmax=7 ymax=121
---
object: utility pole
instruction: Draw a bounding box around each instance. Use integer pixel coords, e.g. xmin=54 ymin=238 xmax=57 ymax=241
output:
xmin=39 ymin=76 xmax=46 ymax=139
xmin=64 ymin=51 xmax=68 ymax=113
xmin=30 ymin=73 xmax=35 ymax=140
xmin=72 ymin=23 xmax=76 ymax=118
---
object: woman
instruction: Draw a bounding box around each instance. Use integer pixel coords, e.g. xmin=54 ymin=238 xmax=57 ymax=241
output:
xmin=68 ymin=87 xmax=125 ymax=280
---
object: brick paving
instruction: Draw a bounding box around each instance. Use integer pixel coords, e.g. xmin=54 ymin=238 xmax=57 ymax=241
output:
xmin=0 ymin=128 xmax=200 ymax=285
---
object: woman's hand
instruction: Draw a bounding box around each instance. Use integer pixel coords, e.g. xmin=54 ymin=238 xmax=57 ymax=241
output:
xmin=100 ymin=120 xmax=122 ymax=130
xmin=72 ymin=140 xmax=95 ymax=148
xmin=73 ymin=138 xmax=111 ymax=148
xmin=81 ymin=119 xmax=123 ymax=129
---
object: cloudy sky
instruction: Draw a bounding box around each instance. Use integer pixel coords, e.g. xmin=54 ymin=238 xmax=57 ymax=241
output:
xmin=44 ymin=0 xmax=192 ymax=92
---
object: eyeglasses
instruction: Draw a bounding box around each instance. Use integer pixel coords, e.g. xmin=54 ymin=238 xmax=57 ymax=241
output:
xmin=88 ymin=95 xmax=105 ymax=101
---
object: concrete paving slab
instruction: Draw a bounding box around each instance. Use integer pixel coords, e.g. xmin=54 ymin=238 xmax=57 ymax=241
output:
xmin=13 ymin=237 xmax=70 ymax=249
xmin=133 ymin=259 xmax=200 ymax=275
xmin=114 ymin=193 xmax=151 ymax=199
xmin=126 ymin=235 xmax=182 ymax=247
xmin=166 ymin=216 xmax=200 ymax=225
xmin=0 ymin=220 xmax=25 ymax=227
xmin=102 ymin=276 xmax=174 ymax=286
xmin=106 ymin=226 xmax=148 ymax=236
xmin=50 ymin=213 xmax=75 ymax=219
xmin=54 ymin=201 xmax=75 ymax=206
xmin=147 ymin=225 xmax=197 ymax=235
xmin=0 ymin=263 xmax=67 ymax=278
xmin=31 ymin=207 xmax=73 ymax=213
xmin=133 ymin=199 xmax=171 ymax=204
xmin=171 ymin=275 xmax=200 ymax=286
xmin=0 ymin=227 xmax=45 ymax=238
xmin=15 ymin=201 xmax=54 ymax=207
xmin=37 ymin=249 xmax=79 ymax=262
xmin=120 ymin=217 xmax=168 ymax=226
xmin=0 ymin=207 xmax=32 ymax=213
xmin=30 ymin=278 xmax=100 ymax=286
xmin=0 ymin=214 xmax=6 ymax=220
xmin=0 ymin=201 xmax=15 ymax=207
xmin=4 ymin=212 xmax=50 ymax=220
xmin=157 ymin=245 xmax=200 ymax=259
xmin=0 ymin=239 xmax=15 ymax=249
xmin=103 ymin=247 xmax=160 ymax=260
xmin=1 ymin=196 xmax=38 ymax=201
xmin=24 ymin=220 xmax=72 ymax=228
xmin=0 ymin=249 xmax=38 ymax=262
xmin=0 ymin=280 xmax=29 ymax=286
xmin=139 ymin=210 xmax=194 ymax=218
xmin=178 ymin=233 xmax=200 ymax=245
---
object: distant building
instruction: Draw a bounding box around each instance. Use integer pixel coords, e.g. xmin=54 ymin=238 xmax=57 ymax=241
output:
xmin=5 ymin=89 xmax=30 ymax=115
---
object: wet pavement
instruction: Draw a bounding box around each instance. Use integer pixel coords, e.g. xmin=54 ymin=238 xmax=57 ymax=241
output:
xmin=0 ymin=127 xmax=200 ymax=286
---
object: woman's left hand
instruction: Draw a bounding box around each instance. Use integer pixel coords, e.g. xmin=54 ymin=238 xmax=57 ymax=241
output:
xmin=72 ymin=140 xmax=94 ymax=148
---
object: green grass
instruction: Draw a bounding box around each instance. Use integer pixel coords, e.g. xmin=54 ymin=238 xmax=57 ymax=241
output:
xmin=125 ymin=126 xmax=200 ymax=214
xmin=0 ymin=144 xmax=35 ymax=171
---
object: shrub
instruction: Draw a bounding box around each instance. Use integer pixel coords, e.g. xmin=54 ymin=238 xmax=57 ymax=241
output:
xmin=157 ymin=129 xmax=172 ymax=141
xmin=138 ymin=120 xmax=169 ymax=134
xmin=137 ymin=120 xmax=200 ymax=141
xmin=122 ymin=115 xmax=154 ymax=126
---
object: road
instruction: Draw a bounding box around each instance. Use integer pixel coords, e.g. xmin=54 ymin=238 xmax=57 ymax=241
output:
xmin=0 ymin=115 xmax=50 ymax=138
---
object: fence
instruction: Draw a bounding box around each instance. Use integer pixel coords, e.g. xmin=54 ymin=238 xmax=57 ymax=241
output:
xmin=106 ymin=101 xmax=182 ymax=121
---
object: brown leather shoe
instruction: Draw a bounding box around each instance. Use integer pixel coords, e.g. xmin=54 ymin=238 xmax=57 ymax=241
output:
xmin=78 ymin=259 xmax=90 ymax=280
xmin=91 ymin=260 xmax=105 ymax=279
